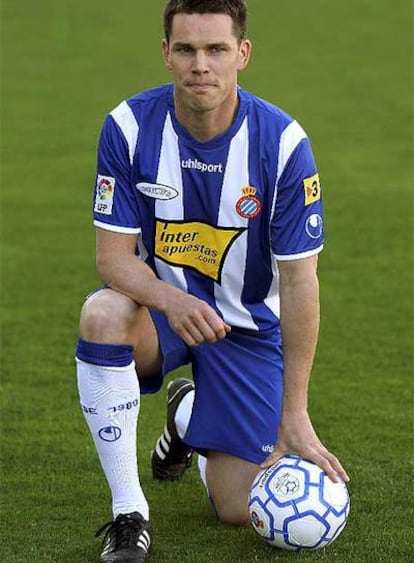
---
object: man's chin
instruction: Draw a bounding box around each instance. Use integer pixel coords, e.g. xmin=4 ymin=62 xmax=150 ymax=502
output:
xmin=187 ymin=94 xmax=220 ymax=113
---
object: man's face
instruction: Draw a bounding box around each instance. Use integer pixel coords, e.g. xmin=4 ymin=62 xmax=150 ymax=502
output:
xmin=162 ymin=13 xmax=251 ymax=114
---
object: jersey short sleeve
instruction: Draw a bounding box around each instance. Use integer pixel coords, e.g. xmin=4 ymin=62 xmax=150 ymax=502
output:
xmin=271 ymin=130 xmax=324 ymax=260
xmin=93 ymin=107 xmax=141 ymax=234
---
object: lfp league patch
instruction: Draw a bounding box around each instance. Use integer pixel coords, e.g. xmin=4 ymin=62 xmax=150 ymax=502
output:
xmin=94 ymin=175 xmax=115 ymax=215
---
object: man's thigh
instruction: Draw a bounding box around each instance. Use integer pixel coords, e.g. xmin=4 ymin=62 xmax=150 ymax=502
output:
xmin=206 ymin=451 xmax=260 ymax=526
xmin=139 ymin=308 xmax=191 ymax=394
xmin=185 ymin=328 xmax=284 ymax=464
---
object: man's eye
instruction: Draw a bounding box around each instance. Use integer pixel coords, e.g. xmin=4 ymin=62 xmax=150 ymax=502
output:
xmin=177 ymin=46 xmax=193 ymax=53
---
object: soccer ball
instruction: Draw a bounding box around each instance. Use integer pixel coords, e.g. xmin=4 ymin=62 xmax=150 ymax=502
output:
xmin=248 ymin=455 xmax=350 ymax=551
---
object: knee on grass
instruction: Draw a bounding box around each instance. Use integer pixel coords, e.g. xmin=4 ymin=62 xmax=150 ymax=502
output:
xmin=210 ymin=495 xmax=251 ymax=527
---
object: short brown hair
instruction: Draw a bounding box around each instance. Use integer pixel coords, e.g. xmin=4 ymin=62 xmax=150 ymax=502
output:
xmin=163 ymin=0 xmax=248 ymax=43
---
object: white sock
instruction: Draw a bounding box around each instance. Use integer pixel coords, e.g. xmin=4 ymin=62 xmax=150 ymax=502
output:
xmin=197 ymin=454 xmax=208 ymax=490
xmin=173 ymin=389 xmax=208 ymax=492
xmin=76 ymin=354 xmax=149 ymax=520
xmin=174 ymin=389 xmax=194 ymax=440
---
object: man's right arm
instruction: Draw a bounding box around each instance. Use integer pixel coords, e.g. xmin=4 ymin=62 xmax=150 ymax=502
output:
xmin=96 ymin=228 xmax=230 ymax=346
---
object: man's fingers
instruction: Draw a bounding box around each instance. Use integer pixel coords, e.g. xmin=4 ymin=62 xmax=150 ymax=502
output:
xmin=178 ymin=327 xmax=199 ymax=347
xmin=184 ymin=318 xmax=215 ymax=344
xmin=259 ymin=447 xmax=350 ymax=484
xmin=259 ymin=447 xmax=285 ymax=469
xmin=259 ymin=455 xmax=274 ymax=470
xmin=202 ymin=310 xmax=231 ymax=340
xmin=186 ymin=309 xmax=230 ymax=344
xmin=179 ymin=317 xmax=229 ymax=347
xmin=167 ymin=295 xmax=230 ymax=345
xmin=195 ymin=316 xmax=226 ymax=343
xmin=324 ymin=451 xmax=350 ymax=483
xmin=309 ymin=451 xmax=341 ymax=483
xmin=300 ymin=449 xmax=349 ymax=484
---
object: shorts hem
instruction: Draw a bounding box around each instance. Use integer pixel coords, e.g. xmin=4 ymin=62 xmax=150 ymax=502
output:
xmin=184 ymin=439 xmax=266 ymax=465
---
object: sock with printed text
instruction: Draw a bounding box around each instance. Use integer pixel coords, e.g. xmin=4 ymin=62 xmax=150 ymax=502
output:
xmin=76 ymin=338 xmax=149 ymax=520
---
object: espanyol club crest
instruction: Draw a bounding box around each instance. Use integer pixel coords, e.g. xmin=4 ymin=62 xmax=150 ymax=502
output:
xmin=236 ymin=186 xmax=262 ymax=219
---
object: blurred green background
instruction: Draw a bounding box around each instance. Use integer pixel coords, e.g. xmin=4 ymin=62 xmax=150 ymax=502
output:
xmin=1 ymin=1 xmax=413 ymax=561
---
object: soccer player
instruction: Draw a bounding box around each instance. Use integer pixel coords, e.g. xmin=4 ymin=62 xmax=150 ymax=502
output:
xmin=75 ymin=1 xmax=349 ymax=561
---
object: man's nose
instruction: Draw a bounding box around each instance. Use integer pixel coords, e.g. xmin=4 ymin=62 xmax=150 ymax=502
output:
xmin=192 ymin=50 xmax=209 ymax=73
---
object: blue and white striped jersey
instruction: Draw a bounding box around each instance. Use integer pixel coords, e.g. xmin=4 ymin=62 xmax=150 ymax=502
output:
xmin=93 ymin=84 xmax=324 ymax=333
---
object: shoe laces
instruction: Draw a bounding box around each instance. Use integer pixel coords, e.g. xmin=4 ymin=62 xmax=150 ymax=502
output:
xmin=95 ymin=514 xmax=143 ymax=550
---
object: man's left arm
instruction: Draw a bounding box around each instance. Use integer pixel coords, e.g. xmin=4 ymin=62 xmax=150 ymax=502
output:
xmin=260 ymin=255 xmax=349 ymax=483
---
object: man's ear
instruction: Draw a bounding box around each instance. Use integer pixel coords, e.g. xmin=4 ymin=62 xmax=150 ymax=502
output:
xmin=238 ymin=39 xmax=252 ymax=71
xmin=162 ymin=39 xmax=172 ymax=70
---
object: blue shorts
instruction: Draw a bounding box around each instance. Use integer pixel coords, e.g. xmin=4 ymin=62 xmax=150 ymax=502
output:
xmin=141 ymin=310 xmax=284 ymax=465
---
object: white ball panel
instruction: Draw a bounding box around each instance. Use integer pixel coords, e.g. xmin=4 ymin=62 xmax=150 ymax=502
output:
xmin=287 ymin=514 xmax=328 ymax=547
xmin=270 ymin=500 xmax=296 ymax=531
xmin=269 ymin=533 xmax=299 ymax=551
xmin=298 ymin=485 xmax=326 ymax=516
xmin=322 ymin=475 xmax=349 ymax=513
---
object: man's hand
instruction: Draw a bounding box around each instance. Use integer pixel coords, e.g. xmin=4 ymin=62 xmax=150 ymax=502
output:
xmin=260 ymin=410 xmax=349 ymax=484
xmin=164 ymin=291 xmax=231 ymax=347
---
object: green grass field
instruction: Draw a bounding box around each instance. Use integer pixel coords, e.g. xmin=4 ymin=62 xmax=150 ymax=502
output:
xmin=1 ymin=0 xmax=413 ymax=561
